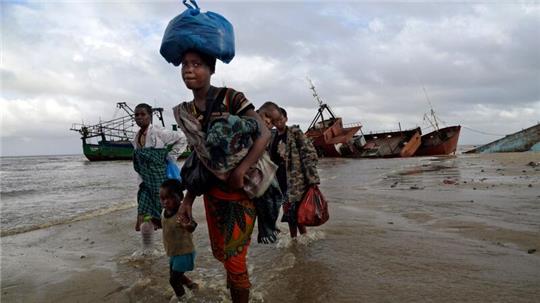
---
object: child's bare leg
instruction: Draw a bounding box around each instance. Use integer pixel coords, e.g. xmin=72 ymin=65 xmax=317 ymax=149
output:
xmin=230 ymin=287 xmax=249 ymax=303
xmin=288 ymin=222 xmax=298 ymax=238
xmin=298 ymin=224 xmax=307 ymax=235
xmin=151 ymin=217 xmax=162 ymax=230
xmin=170 ymin=269 xmax=186 ymax=298
xmin=180 ymin=274 xmax=199 ymax=290
xmin=135 ymin=214 xmax=144 ymax=231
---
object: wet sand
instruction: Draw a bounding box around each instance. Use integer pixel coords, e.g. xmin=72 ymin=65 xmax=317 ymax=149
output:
xmin=2 ymin=152 xmax=539 ymax=302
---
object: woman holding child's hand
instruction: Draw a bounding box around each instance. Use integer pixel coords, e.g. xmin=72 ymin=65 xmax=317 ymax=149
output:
xmin=171 ymin=50 xmax=270 ymax=303
xmin=177 ymin=192 xmax=194 ymax=228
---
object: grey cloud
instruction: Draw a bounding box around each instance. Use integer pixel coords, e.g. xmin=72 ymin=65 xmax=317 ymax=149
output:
xmin=1 ymin=1 xmax=539 ymax=156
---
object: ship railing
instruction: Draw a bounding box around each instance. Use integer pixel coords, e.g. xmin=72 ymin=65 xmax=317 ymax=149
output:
xmin=361 ymin=126 xmax=421 ymax=136
xmin=70 ymin=122 xmax=135 ymax=134
xmin=343 ymin=122 xmax=363 ymax=128
xmin=70 ymin=119 xmax=136 ymax=141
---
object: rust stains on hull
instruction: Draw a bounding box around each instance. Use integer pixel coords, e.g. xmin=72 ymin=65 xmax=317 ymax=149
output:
xmin=415 ymin=125 xmax=461 ymax=156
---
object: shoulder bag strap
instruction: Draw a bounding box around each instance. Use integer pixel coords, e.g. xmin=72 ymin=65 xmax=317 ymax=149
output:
xmin=201 ymin=87 xmax=228 ymax=130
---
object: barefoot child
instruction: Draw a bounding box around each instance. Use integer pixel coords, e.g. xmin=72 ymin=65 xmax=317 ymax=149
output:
xmin=160 ymin=179 xmax=198 ymax=300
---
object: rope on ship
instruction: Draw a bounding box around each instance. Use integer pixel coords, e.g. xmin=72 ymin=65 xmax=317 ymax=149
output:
xmin=461 ymin=125 xmax=506 ymax=137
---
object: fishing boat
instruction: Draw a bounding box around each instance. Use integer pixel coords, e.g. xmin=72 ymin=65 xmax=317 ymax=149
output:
xmin=465 ymin=123 xmax=540 ymax=153
xmin=70 ymin=102 xmax=166 ymax=161
xmin=304 ymin=80 xmax=362 ymax=157
xmin=338 ymin=127 xmax=422 ymax=158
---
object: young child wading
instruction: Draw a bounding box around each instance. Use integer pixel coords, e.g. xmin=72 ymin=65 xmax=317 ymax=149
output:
xmin=159 ymin=179 xmax=198 ymax=300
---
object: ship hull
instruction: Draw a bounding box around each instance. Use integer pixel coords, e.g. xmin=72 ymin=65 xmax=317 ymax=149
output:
xmin=415 ymin=126 xmax=461 ymax=156
xmin=319 ymin=127 xmax=422 ymax=158
xmin=465 ymin=123 xmax=540 ymax=153
xmin=306 ymin=126 xmax=362 ymax=157
xmin=305 ymin=117 xmax=362 ymax=157
xmin=346 ymin=127 xmax=422 ymax=158
xmin=83 ymin=141 xmax=133 ymax=161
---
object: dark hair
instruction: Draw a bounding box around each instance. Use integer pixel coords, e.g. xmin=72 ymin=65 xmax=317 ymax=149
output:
xmin=259 ymin=101 xmax=280 ymax=113
xmin=279 ymin=107 xmax=287 ymax=118
xmin=183 ymin=49 xmax=216 ymax=74
xmin=160 ymin=179 xmax=185 ymax=201
xmin=135 ymin=103 xmax=152 ymax=116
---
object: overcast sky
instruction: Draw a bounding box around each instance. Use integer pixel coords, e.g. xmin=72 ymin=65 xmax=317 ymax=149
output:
xmin=1 ymin=0 xmax=539 ymax=156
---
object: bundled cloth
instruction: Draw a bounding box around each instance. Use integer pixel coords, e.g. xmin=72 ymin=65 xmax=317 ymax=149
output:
xmin=160 ymin=0 xmax=235 ymax=65
xmin=206 ymin=115 xmax=283 ymax=243
xmin=175 ymin=103 xmax=283 ymax=243
xmin=175 ymin=104 xmax=277 ymax=198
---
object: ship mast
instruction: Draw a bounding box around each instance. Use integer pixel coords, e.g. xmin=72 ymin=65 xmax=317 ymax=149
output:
xmin=307 ymin=77 xmax=337 ymax=130
xmin=70 ymin=102 xmax=166 ymax=143
xmin=422 ymin=86 xmax=440 ymax=131
xmin=116 ymin=102 xmax=165 ymax=127
xmin=309 ymin=78 xmax=324 ymax=107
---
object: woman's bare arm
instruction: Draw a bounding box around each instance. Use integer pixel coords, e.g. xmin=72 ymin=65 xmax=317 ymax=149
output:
xmin=227 ymin=108 xmax=271 ymax=189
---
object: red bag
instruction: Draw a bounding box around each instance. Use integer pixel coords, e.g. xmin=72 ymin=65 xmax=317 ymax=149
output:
xmin=297 ymin=186 xmax=329 ymax=226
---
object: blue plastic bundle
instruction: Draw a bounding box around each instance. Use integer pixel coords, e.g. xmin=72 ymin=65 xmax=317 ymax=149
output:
xmin=166 ymin=159 xmax=182 ymax=181
xmin=160 ymin=0 xmax=235 ymax=66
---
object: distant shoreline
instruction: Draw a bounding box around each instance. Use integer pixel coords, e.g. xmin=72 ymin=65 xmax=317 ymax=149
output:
xmin=0 ymin=145 xmax=484 ymax=158
xmin=0 ymin=153 xmax=85 ymax=158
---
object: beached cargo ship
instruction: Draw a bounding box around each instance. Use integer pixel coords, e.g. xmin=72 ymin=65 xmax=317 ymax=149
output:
xmin=465 ymin=123 xmax=540 ymax=153
xmin=412 ymin=93 xmax=461 ymax=156
xmin=305 ymin=113 xmax=362 ymax=157
xmin=407 ymin=87 xmax=461 ymax=156
xmin=304 ymin=80 xmax=422 ymax=158
xmin=339 ymin=127 xmax=422 ymax=158
xmin=304 ymin=80 xmax=362 ymax=157
xmin=415 ymin=125 xmax=461 ymax=156
xmin=70 ymin=102 xmax=165 ymax=161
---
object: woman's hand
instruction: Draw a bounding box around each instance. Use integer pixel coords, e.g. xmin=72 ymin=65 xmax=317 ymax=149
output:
xmin=135 ymin=214 xmax=143 ymax=232
xmin=226 ymin=108 xmax=271 ymax=191
xmin=228 ymin=165 xmax=247 ymax=189
xmin=177 ymin=191 xmax=195 ymax=228
xmin=177 ymin=202 xmax=193 ymax=228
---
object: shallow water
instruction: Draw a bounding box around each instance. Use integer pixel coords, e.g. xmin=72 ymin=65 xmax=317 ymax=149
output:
xmin=112 ymin=153 xmax=539 ymax=302
xmin=0 ymin=155 xmax=138 ymax=236
xmin=1 ymin=152 xmax=539 ymax=302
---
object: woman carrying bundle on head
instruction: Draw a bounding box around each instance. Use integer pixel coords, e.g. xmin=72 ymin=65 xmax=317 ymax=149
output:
xmin=159 ymin=2 xmax=283 ymax=300
xmin=173 ymin=49 xmax=271 ymax=302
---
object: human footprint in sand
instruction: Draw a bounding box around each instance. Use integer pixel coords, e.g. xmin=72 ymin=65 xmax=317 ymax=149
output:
xmin=259 ymin=103 xmax=321 ymax=238
xmin=160 ymin=179 xmax=199 ymax=300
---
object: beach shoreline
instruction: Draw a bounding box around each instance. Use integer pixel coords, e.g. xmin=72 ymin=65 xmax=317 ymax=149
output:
xmin=1 ymin=207 xmax=136 ymax=302
xmin=2 ymin=152 xmax=539 ymax=302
